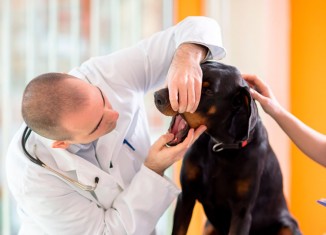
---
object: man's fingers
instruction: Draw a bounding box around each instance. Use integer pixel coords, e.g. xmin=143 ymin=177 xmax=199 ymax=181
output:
xmin=150 ymin=126 xmax=206 ymax=170
xmin=169 ymin=86 xmax=179 ymax=112
xmin=169 ymin=125 xmax=206 ymax=154
xmin=178 ymin=83 xmax=188 ymax=113
xmin=166 ymin=128 xmax=195 ymax=156
xmin=184 ymin=128 xmax=195 ymax=148
xmin=152 ymin=133 xmax=175 ymax=151
xmin=185 ymin=78 xmax=195 ymax=113
xmin=191 ymin=77 xmax=202 ymax=113
xmin=169 ymin=126 xmax=205 ymax=159
xmin=193 ymin=125 xmax=207 ymax=141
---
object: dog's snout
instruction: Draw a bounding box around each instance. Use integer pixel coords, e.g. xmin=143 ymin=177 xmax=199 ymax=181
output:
xmin=154 ymin=90 xmax=169 ymax=107
xmin=154 ymin=89 xmax=178 ymax=116
xmin=154 ymin=93 xmax=165 ymax=106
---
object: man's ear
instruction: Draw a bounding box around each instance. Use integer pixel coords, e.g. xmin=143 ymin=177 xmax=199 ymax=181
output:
xmin=52 ymin=141 xmax=70 ymax=149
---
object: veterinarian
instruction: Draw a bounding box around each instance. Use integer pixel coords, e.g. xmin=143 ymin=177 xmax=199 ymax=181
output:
xmin=6 ymin=16 xmax=226 ymax=235
xmin=243 ymin=74 xmax=326 ymax=167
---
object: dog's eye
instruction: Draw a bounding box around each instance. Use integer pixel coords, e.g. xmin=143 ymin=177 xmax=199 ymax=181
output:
xmin=204 ymin=89 xmax=214 ymax=96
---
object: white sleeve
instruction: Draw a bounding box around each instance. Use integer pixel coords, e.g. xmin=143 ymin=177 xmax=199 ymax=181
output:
xmin=105 ymin=165 xmax=180 ymax=235
xmin=69 ymin=16 xmax=225 ymax=93
xmin=13 ymin=166 xmax=179 ymax=235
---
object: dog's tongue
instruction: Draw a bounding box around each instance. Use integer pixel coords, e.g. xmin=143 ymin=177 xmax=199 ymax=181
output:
xmin=167 ymin=115 xmax=189 ymax=146
xmin=171 ymin=115 xmax=187 ymax=134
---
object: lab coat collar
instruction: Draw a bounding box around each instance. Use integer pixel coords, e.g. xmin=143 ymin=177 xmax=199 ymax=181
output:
xmin=34 ymin=130 xmax=126 ymax=188
xmin=34 ymin=130 xmax=122 ymax=173
xmin=35 ymin=134 xmax=77 ymax=172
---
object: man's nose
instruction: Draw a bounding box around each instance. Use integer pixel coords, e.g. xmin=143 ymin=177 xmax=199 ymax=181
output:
xmin=107 ymin=109 xmax=119 ymax=121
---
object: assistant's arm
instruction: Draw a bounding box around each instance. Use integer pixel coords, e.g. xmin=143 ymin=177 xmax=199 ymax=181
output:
xmin=243 ymin=74 xmax=326 ymax=167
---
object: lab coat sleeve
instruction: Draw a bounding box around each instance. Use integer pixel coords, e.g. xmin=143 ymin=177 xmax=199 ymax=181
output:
xmin=70 ymin=16 xmax=225 ymax=94
xmin=9 ymin=162 xmax=178 ymax=235
xmin=106 ymin=165 xmax=180 ymax=234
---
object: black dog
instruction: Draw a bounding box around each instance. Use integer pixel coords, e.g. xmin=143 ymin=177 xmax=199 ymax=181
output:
xmin=154 ymin=61 xmax=301 ymax=235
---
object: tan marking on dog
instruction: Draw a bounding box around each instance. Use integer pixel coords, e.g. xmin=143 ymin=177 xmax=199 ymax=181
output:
xmin=159 ymin=104 xmax=178 ymax=116
xmin=176 ymin=226 xmax=188 ymax=235
xmin=244 ymin=95 xmax=250 ymax=112
xmin=183 ymin=113 xmax=207 ymax=129
xmin=203 ymin=221 xmax=218 ymax=235
xmin=203 ymin=81 xmax=210 ymax=88
xmin=244 ymin=95 xmax=249 ymax=106
xmin=207 ymin=106 xmax=217 ymax=115
xmin=184 ymin=161 xmax=200 ymax=181
xmin=164 ymin=109 xmax=178 ymax=116
xmin=236 ymin=179 xmax=251 ymax=197
xmin=277 ymin=227 xmax=293 ymax=235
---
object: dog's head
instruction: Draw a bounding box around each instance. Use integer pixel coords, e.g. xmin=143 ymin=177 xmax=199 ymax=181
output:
xmin=154 ymin=61 xmax=258 ymax=146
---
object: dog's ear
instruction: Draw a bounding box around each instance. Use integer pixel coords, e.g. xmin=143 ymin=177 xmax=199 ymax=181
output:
xmin=228 ymin=85 xmax=258 ymax=141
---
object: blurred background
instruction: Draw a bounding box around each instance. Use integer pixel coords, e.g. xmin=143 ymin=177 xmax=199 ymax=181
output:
xmin=1 ymin=0 xmax=326 ymax=234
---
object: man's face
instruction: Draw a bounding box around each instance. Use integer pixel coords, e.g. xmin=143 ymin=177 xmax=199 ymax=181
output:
xmin=60 ymin=79 xmax=119 ymax=145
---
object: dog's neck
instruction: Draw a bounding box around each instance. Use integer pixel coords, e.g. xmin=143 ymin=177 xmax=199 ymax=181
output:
xmin=209 ymin=133 xmax=253 ymax=152
xmin=208 ymin=118 xmax=258 ymax=152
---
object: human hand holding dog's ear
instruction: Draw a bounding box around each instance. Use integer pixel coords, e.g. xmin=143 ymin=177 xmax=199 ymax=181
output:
xmin=167 ymin=43 xmax=208 ymax=114
xmin=243 ymin=75 xmax=326 ymax=167
xmin=242 ymin=74 xmax=282 ymax=117
xmin=144 ymin=125 xmax=207 ymax=176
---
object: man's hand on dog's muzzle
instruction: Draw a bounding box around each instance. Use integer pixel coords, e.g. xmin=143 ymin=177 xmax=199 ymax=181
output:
xmin=166 ymin=43 xmax=208 ymax=114
xmin=144 ymin=125 xmax=206 ymax=176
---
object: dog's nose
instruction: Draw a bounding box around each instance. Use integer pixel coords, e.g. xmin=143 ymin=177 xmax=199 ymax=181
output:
xmin=154 ymin=90 xmax=169 ymax=107
xmin=154 ymin=89 xmax=170 ymax=107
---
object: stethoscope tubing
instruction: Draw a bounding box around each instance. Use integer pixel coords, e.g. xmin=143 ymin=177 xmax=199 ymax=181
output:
xmin=21 ymin=126 xmax=99 ymax=192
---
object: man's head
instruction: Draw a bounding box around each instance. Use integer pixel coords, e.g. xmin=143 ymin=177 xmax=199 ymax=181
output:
xmin=22 ymin=73 xmax=119 ymax=148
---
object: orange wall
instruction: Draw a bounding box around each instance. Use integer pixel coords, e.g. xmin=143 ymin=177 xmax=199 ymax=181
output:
xmin=290 ymin=0 xmax=326 ymax=234
xmin=173 ymin=0 xmax=205 ymax=22
xmin=173 ymin=2 xmax=206 ymax=235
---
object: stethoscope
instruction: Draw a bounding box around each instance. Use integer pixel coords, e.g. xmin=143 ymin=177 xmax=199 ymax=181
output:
xmin=22 ymin=126 xmax=99 ymax=192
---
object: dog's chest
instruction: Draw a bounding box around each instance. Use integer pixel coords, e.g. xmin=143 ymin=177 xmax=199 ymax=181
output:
xmin=212 ymin=155 xmax=249 ymax=180
xmin=187 ymin=146 xmax=258 ymax=201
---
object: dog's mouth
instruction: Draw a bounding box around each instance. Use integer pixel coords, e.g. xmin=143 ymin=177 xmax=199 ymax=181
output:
xmin=167 ymin=114 xmax=190 ymax=146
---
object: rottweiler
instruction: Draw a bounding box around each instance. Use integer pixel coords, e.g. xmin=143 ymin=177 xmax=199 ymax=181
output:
xmin=154 ymin=61 xmax=301 ymax=235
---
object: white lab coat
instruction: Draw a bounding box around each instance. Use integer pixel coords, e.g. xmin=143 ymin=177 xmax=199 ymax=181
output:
xmin=6 ymin=16 xmax=225 ymax=235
